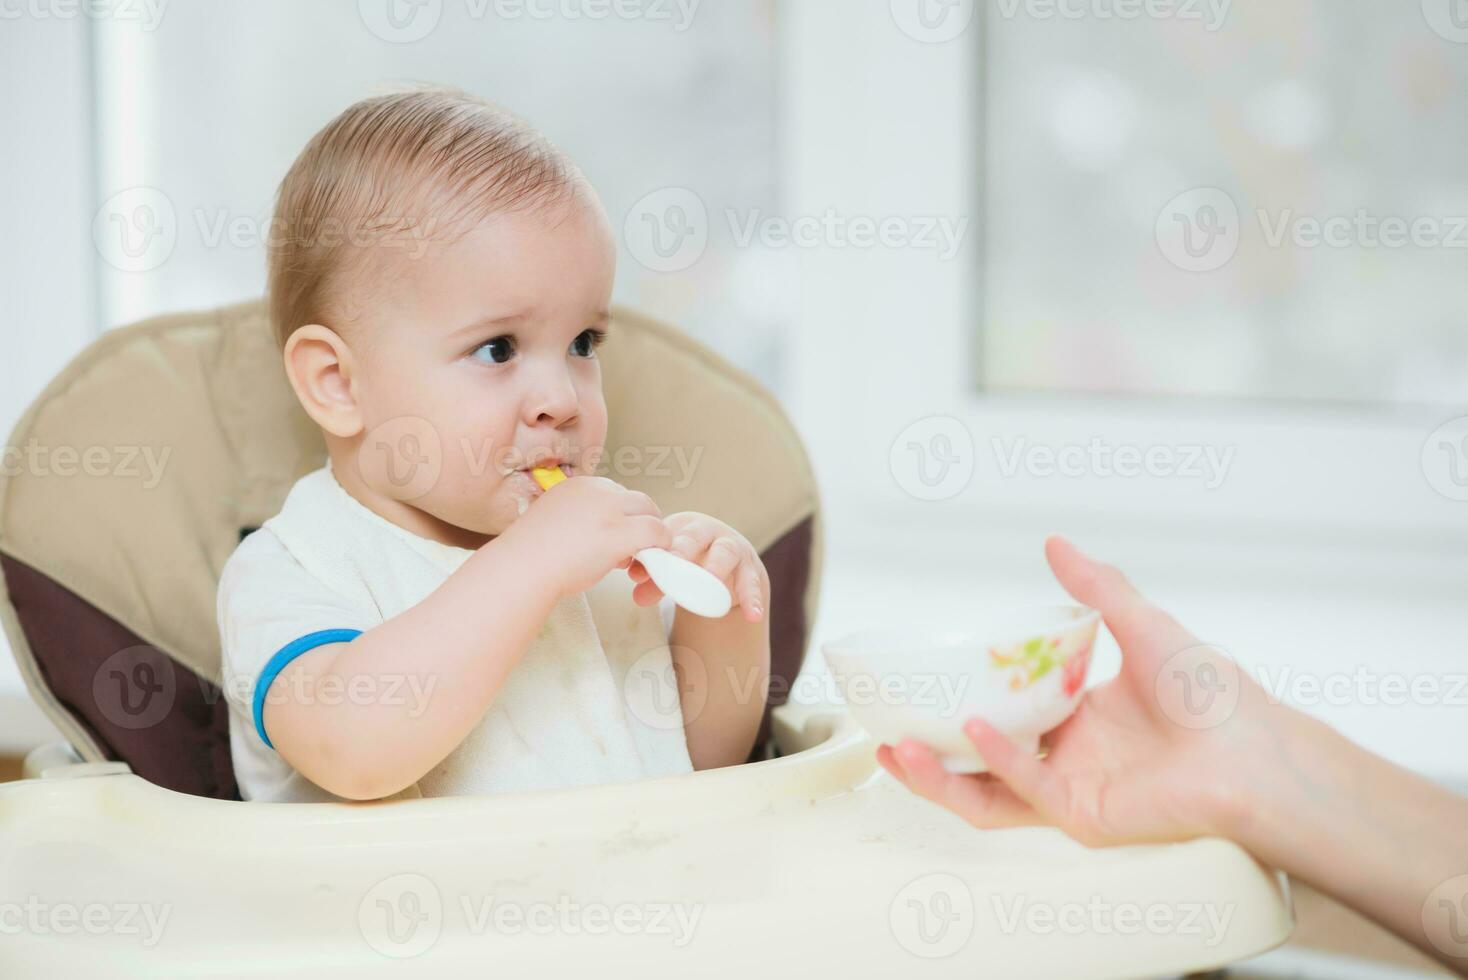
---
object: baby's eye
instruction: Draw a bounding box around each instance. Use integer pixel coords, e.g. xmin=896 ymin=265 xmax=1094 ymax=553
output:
xmin=471 ymin=336 xmax=516 ymax=364
xmin=569 ymin=328 xmax=606 ymax=359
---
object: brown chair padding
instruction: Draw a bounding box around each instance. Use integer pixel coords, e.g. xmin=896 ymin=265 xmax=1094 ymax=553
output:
xmin=0 ymin=300 xmax=822 ymax=798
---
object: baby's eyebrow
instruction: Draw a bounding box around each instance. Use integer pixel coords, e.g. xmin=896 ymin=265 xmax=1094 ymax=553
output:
xmin=449 ymin=312 xmax=525 ymax=339
xmin=449 ymin=309 xmax=611 ymax=341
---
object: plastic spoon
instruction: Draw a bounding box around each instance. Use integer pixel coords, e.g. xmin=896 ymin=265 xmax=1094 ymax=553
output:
xmin=530 ymin=466 xmax=733 ymax=618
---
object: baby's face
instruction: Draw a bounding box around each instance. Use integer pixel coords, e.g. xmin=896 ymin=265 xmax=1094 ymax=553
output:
xmin=348 ymin=193 xmax=616 ymax=538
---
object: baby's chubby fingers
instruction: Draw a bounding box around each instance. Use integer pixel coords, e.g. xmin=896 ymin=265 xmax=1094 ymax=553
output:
xmin=665 ymin=513 xmax=715 ymax=562
xmin=702 ymin=535 xmax=745 ymax=584
xmin=736 ymin=559 xmax=765 ymax=622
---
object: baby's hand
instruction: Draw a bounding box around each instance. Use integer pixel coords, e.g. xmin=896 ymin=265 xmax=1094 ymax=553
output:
xmin=503 ymin=476 xmax=671 ymax=597
xmin=878 ymin=536 xmax=1287 ymax=849
xmin=629 ymin=512 xmax=768 ymax=622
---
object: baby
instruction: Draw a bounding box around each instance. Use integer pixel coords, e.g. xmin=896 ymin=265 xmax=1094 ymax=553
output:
xmin=216 ymin=88 xmax=771 ymax=803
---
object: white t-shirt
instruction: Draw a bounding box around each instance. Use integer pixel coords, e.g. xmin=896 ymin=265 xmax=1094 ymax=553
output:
xmin=216 ymin=463 xmax=688 ymax=803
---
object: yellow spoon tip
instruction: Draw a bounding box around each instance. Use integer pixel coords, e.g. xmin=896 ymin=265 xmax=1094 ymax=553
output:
xmin=531 ymin=466 xmax=567 ymax=490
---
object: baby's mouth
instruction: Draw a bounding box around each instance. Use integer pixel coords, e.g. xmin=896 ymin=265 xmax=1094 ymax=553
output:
xmin=518 ymin=460 xmax=574 ymax=491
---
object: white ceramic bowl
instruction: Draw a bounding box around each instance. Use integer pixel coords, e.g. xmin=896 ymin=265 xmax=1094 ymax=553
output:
xmin=822 ymin=605 xmax=1101 ymax=773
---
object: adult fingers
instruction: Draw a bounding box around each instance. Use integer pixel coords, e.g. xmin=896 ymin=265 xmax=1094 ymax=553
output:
xmin=887 ymin=739 xmax=1043 ymax=830
xmin=1043 ymin=535 xmax=1194 ymax=654
xmin=960 ymin=718 xmax=1070 ymax=822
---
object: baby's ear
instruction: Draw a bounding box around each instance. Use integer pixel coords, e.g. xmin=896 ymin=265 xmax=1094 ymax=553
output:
xmin=282 ymin=323 xmax=365 ymax=439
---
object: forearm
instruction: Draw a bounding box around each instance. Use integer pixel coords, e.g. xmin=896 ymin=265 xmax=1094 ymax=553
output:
xmin=670 ymin=608 xmax=770 ymax=770
xmin=272 ymin=532 xmax=559 ymax=799
xmin=1218 ymin=708 xmax=1468 ymax=973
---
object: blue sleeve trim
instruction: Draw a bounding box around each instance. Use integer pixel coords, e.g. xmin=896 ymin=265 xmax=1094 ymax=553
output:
xmin=252 ymin=628 xmax=363 ymax=750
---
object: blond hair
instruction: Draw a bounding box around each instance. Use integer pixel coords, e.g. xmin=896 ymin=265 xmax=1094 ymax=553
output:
xmin=266 ymin=87 xmax=583 ymax=350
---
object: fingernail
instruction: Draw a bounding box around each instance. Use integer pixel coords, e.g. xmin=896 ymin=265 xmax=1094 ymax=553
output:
xmin=672 ymin=535 xmax=694 ymax=554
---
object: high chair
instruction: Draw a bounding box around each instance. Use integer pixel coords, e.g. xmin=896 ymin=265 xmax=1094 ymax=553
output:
xmin=0 ymin=300 xmax=1292 ymax=977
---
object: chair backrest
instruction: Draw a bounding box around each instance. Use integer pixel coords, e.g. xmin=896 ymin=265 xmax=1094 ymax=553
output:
xmin=0 ymin=300 xmax=821 ymax=799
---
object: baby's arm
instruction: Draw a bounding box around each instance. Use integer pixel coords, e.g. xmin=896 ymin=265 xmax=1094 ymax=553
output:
xmin=630 ymin=512 xmax=771 ymax=769
xmin=670 ymin=600 xmax=770 ymax=769
xmin=261 ymin=477 xmax=670 ymax=800
xmin=261 ymin=536 xmax=556 ymax=800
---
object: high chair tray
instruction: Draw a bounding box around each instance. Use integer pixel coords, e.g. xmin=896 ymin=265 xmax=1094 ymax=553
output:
xmin=0 ymin=703 xmax=1291 ymax=978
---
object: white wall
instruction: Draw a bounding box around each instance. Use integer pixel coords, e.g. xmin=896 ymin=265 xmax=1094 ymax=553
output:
xmin=0 ymin=16 xmax=96 ymax=749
